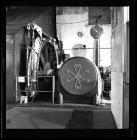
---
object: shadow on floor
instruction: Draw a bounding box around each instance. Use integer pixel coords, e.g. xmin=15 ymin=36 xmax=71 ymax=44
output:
xmin=66 ymin=109 xmax=117 ymax=129
xmin=6 ymin=106 xmax=117 ymax=129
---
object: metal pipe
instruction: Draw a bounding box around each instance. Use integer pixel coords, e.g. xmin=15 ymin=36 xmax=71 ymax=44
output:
xmin=16 ymin=75 xmax=55 ymax=102
xmin=52 ymin=76 xmax=55 ymax=104
xmin=95 ymin=39 xmax=98 ymax=66
xmin=26 ymin=46 xmax=29 ymax=88
xmin=15 ymin=76 xmax=18 ymax=102
xmin=98 ymin=39 xmax=100 ymax=67
xmin=18 ymin=75 xmax=54 ymax=77
xmin=16 ymin=90 xmax=53 ymax=92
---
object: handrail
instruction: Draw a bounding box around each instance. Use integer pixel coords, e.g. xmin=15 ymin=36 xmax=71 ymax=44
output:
xmin=15 ymin=75 xmax=55 ymax=104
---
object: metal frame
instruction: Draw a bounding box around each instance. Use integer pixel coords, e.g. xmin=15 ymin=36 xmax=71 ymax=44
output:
xmin=15 ymin=75 xmax=55 ymax=104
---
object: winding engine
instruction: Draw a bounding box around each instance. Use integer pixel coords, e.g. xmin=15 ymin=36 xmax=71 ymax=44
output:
xmin=20 ymin=23 xmax=102 ymax=105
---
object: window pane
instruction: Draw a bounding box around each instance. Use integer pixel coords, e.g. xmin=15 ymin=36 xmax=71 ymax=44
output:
xmin=100 ymin=49 xmax=111 ymax=67
xmin=100 ymin=25 xmax=111 ymax=48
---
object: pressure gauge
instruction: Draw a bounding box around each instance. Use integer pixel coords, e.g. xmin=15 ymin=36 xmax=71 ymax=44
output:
xmin=90 ymin=24 xmax=103 ymax=39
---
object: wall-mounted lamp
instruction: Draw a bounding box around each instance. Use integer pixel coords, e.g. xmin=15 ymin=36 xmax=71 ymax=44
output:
xmin=77 ymin=31 xmax=84 ymax=38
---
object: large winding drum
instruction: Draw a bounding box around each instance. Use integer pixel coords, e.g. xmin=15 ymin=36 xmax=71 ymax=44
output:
xmin=59 ymin=57 xmax=101 ymax=104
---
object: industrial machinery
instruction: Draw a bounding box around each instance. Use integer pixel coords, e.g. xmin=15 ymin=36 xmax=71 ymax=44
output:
xmin=18 ymin=22 xmax=61 ymax=103
xmin=59 ymin=57 xmax=102 ymax=104
xmin=17 ymin=23 xmax=103 ymax=105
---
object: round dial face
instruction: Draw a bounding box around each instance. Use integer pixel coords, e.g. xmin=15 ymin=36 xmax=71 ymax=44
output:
xmin=90 ymin=25 xmax=103 ymax=39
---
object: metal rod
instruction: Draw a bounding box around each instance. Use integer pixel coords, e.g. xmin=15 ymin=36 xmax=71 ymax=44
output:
xmin=95 ymin=39 xmax=98 ymax=66
xmin=16 ymin=90 xmax=53 ymax=92
xmin=17 ymin=76 xmax=54 ymax=78
xmin=15 ymin=76 xmax=18 ymax=102
xmin=26 ymin=46 xmax=29 ymax=88
xmin=52 ymin=76 xmax=55 ymax=104
xmin=98 ymin=39 xmax=100 ymax=67
xmin=63 ymin=48 xmax=110 ymax=50
xmin=63 ymin=48 xmax=94 ymax=50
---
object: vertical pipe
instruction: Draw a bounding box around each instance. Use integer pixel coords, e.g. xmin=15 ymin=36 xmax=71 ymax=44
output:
xmin=14 ymin=35 xmax=16 ymax=102
xmin=98 ymin=39 xmax=100 ymax=67
xmin=54 ymin=7 xmax=57 ymax=38
xmin=52 ymin=76 xmax=55 ymax=104
xmin=95 ymin=39 xmax=98 ymax=67
xmin=15 ymin=76 xmax=18 ymax=102
xmin=26 ymin=46 xmax=29 ymax=88
xmin=27 ymin=28 xmax=30 ymax=89
xmin=93 ymin=39 xmax=95 ymax=64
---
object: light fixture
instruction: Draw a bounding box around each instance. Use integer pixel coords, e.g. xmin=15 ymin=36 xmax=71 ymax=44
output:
xmin=77 ymin=31 xmax=84 ymax=38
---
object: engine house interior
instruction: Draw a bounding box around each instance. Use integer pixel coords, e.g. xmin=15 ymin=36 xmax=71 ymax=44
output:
xmin=4 ymin=6 xmax=132 ymax=131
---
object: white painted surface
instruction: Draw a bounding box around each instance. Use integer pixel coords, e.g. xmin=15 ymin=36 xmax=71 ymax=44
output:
xmin=56 ymin=8 xmax=111 ymax=67
xmin=111 ymin=7 xmax=129 ymax=129
xmin=18 ymin=76 xmax=25 ymax=83
xmin=94 ymin=64 xmax=102 ymax=103
xmin=111 ymin=72 xmax=123 ymax=128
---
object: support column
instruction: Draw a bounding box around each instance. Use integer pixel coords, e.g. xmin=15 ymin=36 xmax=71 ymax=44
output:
xmin=94 ymin=39 xmax=100 ymax=67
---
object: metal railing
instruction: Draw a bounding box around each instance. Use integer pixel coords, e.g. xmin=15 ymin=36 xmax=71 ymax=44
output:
xmin=15 ymin=75 xmax=55 ymax=104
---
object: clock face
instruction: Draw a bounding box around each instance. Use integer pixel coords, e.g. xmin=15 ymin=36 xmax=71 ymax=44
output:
xmin=90 ymin=25 xmax=103 ymax=39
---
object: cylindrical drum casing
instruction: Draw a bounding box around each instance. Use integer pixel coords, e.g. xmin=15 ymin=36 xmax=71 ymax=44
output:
xmin=59 ymin=57 xmax=99 ymax=101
